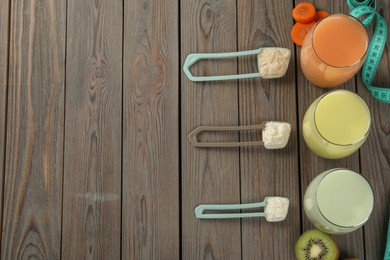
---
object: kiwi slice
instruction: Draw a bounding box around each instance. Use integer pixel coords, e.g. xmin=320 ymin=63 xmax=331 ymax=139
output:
xmin=295 ymin=229 xmax=339 ymax=260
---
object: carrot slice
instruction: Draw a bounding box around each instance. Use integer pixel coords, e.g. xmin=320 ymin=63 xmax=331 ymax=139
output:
xmin=292 ymin=2 xmax=316 ymax=23
xmin=314 ymin=10 xmax=330 ymax=22
xmin=291 ymin=21 xmax=316 ymax=46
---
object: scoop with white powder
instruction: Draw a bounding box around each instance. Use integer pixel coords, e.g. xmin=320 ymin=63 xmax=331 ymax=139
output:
xmin=188 ymin=121 xmax=291 ymax=148
xmin=257 ymin=48 xmax=291 ymax=79
xmin=264 ymin=197 xmax=290 ymax=222
xmin=195 ymin=196 xmax=290 ymax=221
xmin=262 ymin=121 xmax=291 ymax=149
xmin=183 ymin=47 xmax=291 ymax=81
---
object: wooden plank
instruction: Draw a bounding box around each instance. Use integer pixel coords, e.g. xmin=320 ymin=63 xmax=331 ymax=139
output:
xmin=297 ymin=1 xmax=365 ymax=259
xmin=181 ymin=0 xmax=241 ymax=259
xmin=122 ymin=0 xmax=180 ymax=259
xmin=358 ymin=1 xmax=390 ymax=259
xmin=238 ymin=1 xmax=300 ymax=259
xmin=1 ymin=0 xmax=65 ymax=258
xmin=0 ymin=0 xmax=9 ymax=247
xmin=61 ymin=0 xmax=122 ymax=259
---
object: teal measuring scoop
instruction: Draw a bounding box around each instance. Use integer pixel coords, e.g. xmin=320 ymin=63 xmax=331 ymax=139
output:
xmin=195 ymin=196 xmax=289 ymax=221
xmin=183 ymin=47 xmax=291 ymax=81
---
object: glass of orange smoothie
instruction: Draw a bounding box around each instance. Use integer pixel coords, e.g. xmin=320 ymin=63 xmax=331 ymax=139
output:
xmin=300 ymin=14 xmax=368 ymax=88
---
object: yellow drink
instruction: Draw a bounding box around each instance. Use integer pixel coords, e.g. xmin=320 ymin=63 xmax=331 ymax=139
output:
xmin=304 ymin=168 xmax=374 ymax=234
xmin=302 ymin=90 xmax=371 ymax=159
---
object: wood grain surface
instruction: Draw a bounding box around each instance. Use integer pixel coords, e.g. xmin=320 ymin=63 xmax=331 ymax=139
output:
xmin=1 ymin=0 xmax=66 ymax=258
xmin=62 ymin=0 xmax=122 ymax=259
xmin=358 ymin=0 xmax=390 ymax=258
xmin=0 ymin=0 xmax=9 ymax=248
xmin=0 ymin=0 xmax=389 ymax=259
xmin=181 ymin=0 xmax=242 ymax=259
xmin=238 ymin=1 xmax=300 ymax=259
xmin=122 ymin=0 xmax=180 ymax=259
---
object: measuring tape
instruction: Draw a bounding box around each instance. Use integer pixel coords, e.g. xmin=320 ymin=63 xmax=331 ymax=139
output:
xmin=347 ymin=0 xmax=376 ymax=10
xmin=348 ymin=0 xmax=390 ymax=103
xmin=350 ymin=3 xmax=390 ymax=258
xmin=386 ymin=217 xmax=390 ymax=260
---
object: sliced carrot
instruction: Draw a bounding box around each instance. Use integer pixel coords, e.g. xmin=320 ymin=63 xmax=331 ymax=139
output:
xmin=291 ymin=21 xmax=316 ymax=46
xmin=292 ymin=2 xmax=316 ymax=23
xmin=313 ymin=10 xmax=330 ymax=22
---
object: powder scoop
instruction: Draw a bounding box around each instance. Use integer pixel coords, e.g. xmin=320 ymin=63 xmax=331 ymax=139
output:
xmin=195 ymin=196 xmax=290 ymax=221
xmin=183 ymin=47 xmax=291 ymax=81
xmin=188 ymin=121 xmax=291 ymax=148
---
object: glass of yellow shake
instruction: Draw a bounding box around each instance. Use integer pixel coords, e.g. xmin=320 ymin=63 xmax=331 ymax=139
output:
xmin=302 ymin=90 xmax=371 ymax=159
xmin=304 ymin=168 xmax=374 ymax=234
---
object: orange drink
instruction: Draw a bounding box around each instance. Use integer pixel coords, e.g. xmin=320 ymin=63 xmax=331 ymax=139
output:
xmin=300 ymin=14 xmax=368 ymax=87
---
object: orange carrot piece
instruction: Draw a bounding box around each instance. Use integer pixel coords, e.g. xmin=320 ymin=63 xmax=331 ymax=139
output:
xmin=291 ymin=21 xmax=316 ymax=46
xmin=292 ymin=2 xmax=316 ymax=23
xmin=314 ymin=10 xmax=330 ymax=22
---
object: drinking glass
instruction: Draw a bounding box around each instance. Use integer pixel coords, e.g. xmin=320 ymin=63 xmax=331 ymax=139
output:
xmin=300 ymin=14 xmax=368 ymax=88
xmin=304 ymin=168 xmax=374 ymax=234
xmin=302 ymin=90 xmax=371 ymax=159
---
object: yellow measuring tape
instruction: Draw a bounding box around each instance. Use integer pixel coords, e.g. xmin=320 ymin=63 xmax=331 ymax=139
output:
xmin=348 ymin=0 xmax=390 ymax=103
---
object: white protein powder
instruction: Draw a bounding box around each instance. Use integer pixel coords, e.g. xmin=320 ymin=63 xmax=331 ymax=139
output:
xmin=262 ymin=122 xmax=291 ymax=149
xmin=265 ymin=197 xmax=290 ymax=222
xmin=257 ymin=48 xmax=291 ymax=78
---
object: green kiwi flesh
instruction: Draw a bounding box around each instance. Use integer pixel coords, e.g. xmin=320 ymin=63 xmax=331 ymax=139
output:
xmin=295 ymin=229 xmax=339 ymax=260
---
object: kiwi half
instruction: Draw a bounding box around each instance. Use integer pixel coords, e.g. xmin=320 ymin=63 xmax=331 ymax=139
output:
xmin=295 ymin=229 xmax=339 ymax=260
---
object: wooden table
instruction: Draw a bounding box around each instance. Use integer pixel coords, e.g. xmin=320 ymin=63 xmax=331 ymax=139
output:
xmin=0 ymin=0 xmax=389 ymax=259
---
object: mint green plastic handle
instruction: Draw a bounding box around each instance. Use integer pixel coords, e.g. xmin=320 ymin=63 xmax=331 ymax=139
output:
xmin=183 ymin=48 xmax=261 ymax=81
xmin=195 ymin=200 xmax=268 ymax=219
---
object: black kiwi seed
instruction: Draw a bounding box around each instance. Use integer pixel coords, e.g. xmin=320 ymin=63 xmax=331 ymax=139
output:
xmin=295 ymin=229 xmax=339 ymax=260
xmin=304 ymin=238 xmax=327 ymax=258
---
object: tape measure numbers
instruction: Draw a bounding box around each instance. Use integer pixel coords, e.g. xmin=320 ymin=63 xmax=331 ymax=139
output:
xmin=349 ymin=2 xmax=390 ymax=103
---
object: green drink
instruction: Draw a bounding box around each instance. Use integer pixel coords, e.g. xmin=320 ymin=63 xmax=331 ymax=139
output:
xmin=304 ymin=168 xmax=374 ymax=234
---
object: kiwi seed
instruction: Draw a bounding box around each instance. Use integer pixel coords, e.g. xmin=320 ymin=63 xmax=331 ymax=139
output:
xmin=295 ymin=229 xmax=339 ymax=260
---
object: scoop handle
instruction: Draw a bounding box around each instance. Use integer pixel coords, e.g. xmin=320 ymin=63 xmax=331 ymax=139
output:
xmin=183 ymin=48 xmax=261 ymax=81
xmin=188 ymin=123 xmax=266 ymax=147
xmin=195 ymin=201 xmax=267 ymax=219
